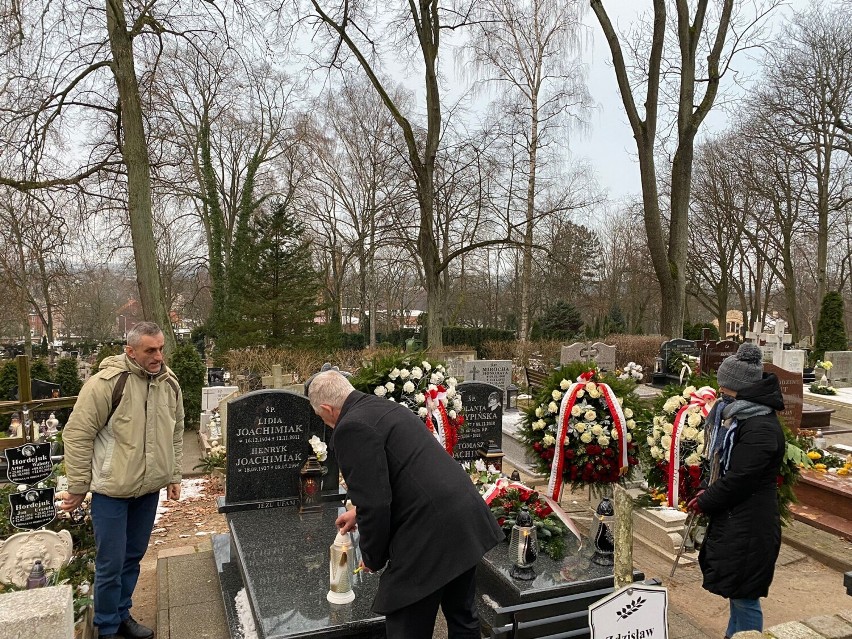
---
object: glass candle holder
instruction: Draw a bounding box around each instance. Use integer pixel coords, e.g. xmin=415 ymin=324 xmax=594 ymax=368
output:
xmin=508 ymin=506 xmax=537 ymax=580
xmin=327 ymin=531 xmax=356 ymax=604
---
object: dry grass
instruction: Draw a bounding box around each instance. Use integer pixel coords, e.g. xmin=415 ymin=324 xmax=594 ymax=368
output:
xmin=221 ymin=334 xmax=666 ymax=391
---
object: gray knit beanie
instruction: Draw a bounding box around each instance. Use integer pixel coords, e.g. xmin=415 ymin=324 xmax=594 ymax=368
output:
xmin=716 ymin=343 xmax=763 ymax=392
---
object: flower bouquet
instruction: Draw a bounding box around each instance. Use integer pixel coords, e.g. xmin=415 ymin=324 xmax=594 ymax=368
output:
xmin=350 ymin=354 xmax=464 ymax=455
xmin=640 ymin=382 xmax=717 ymax=508
xmin=519 ymin=363 xmax=643 ymax=498
xmin=483 ymin=478 xmax=569 ymax=560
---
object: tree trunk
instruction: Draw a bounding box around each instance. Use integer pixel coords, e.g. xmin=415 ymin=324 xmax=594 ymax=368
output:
xmin=106 ymin=0 xmax=176 ymax=353
xmin=519 ymin=102 xmax=539 ymax=343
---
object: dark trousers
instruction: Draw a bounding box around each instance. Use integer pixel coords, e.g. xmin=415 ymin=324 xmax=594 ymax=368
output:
xmin=384 ymin=567 xmax=480 ymax=639
xmin=91 ymin=491 xmax=160 ymax=634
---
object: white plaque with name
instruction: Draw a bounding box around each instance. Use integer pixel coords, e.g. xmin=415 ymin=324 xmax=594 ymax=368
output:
xmin=589 ymin=584 xmax=668 ymax=639
xmin=202 ymin=386 xmax=239 ymax=412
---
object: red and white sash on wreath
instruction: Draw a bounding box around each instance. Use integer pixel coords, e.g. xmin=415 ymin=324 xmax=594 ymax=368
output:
xmin=425 ymin=385 xmax=453 ymax=455
xmin=545 ymin=377 xmax=629 ymax=501
xmin=667 ymin=386 xmax=716 ymax=507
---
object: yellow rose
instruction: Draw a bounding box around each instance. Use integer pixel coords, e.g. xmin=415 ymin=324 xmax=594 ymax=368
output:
xmin=585 ymin=410 xmax=597 ymax=421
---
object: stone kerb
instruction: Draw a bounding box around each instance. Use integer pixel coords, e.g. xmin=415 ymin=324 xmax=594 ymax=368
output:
xmin=631 ymin=506 xmax=695 ymax=564
xmin=0 ymin=584 xmax=75 ymax=639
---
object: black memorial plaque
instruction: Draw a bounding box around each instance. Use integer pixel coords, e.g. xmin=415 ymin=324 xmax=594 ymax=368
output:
xmin=702 ymin=340 xmax=738 ymax=373
xmin=455 ymin=382 xmax=503 ymax=464
xmin=660 ymin=339 xmax=701 ymax=373
xmin=223 ymin=390 xmax=337 ymax=510
xmin=8 ymin=487 xmax=56 ymax=530
xmin=4 ymin=442 xmax=53 ymax=485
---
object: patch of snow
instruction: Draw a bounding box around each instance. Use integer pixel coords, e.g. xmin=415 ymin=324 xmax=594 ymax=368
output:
xmin=235 ymin=588 xmax=258 ymax=639
xmin=154 ymin=477 xmax=209 ymax=523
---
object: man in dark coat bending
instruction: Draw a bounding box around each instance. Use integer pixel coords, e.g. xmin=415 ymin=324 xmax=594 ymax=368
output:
xmin=687 ymin=343 xmax=785 ymax=636
xmin=308 ymin=370 xmax=504 ymax=638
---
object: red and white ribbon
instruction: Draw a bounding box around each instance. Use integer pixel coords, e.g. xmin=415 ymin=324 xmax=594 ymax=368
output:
xmin=599 ymin=383 xmax=630 ymax=475
xmin=425 ymin=385 xmax=454 ymax=455
xmin=545 ymin=380 xmax=586 ymax=501
xmin=667 ymin=386 xmax=716 ymax=507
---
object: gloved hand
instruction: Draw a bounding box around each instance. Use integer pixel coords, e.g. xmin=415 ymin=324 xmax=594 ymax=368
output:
xmin=686 ymin=490 xmax=705 ymax=514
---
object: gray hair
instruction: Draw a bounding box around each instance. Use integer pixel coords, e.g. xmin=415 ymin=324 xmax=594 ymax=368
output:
xmin=126 ymin=321 xmax=163 ymax=347
xmin=308 ymin=370 xmax=355 ymax=412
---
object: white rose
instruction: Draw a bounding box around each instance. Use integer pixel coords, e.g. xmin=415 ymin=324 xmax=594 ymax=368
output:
xmin=533 ymin=419 xmax=546 ymax=431
xmin=449 ymin=410 xmax=457 ymax=419
xmin=580 ymin=432 xmax=593 ymax=444
xmin=415 ymin=393 xmax=425 ymax=404
xmin=418 ymin=407 xmax=428 ymax=418
xmin=399 ymin=368 xmax=410 ymax=379
xmin=411 ymin=367 xmax=423 ymax=380
xmin=661 ymin=435 xmax=672 ymax=450
xmin=598 ymin=436 xmax=610 ymax=447
xmin=683 ymin=426 xmax=699 ymax=440
xmin=624 ymin=408 xmax=634 ymax=419
xmin=683 ymin=386 xmax=697 ymax=399
xmin=584 ymin=410 xmax=596 ymax=421
xmin=589 ymin=389 xmax=602 ymax=399
xmin=611 ymin=428 xmax=619 ymax=439
xmin=652 ymin=426 xmax=661 ymax=438
xmin=663 ymin=397 xmax=681 ymax=413
xmin=447 ymin=377 xmax=458 ymax=386
xmin=663 ymin=422 xmax=674 ymax=435
xmin=576 ymin=390 xmax=585 ymax=398
xmin=626 ymin=432 xmax=632 ymax=442
xmin=552 ymin=390 xmax=563 ymax=401
xmin=653 ymin=416 xmax=663 ymax=427
xmin=542 ymin=434 xmax=556 ymax=447
xmin=685 ymin=452 xmax=702 ymax=466
xmin=571 ymin=406 xmax=583 ymax=417
xmin=422 ymin=361 xmax=432 ymax=372
xmin=560 ymin=379 xmax=571 ymax=390
xmin=575 ymin=423 xmax=586 ymax=433
xmin=548 ymin=402 xmax=559 ymax=414
xmin=535 ymin=407 xmax=544 ymax=418
xmin=389 ymin=368 xmax=400 ymax=380
xmin=650 ymin=445 xmax=662 ymax=460
xmin=647 ymin=435 xmax=656 ymax=446
xmin=591 ymin=424 xmax=603 ymax=436
xmin=474 ymin=458 xmax=487 ymax=472
xmin=618 ymin=397 xmax=624 ymax=406
xmin=403 ymin=381 xmax=415 ymax=394
xmin=696 ymin=430 xmax=705 ymax=444
xmin=687 ymin=413 xmax=702 ymax=428
xmin=453 ymin=398 xmax=462 ymax=411
xmin=385 ymin=382 xmax=395 ymax=392
xmin=374 ymin=386 xmax=387 ymax=397
xmin=585 ymin=382 xmax=597 ymax=393
xmin=626 ymin=419 xmax=636 ymax=429
xmin=446 ymin=387 xmax=456 ymax=399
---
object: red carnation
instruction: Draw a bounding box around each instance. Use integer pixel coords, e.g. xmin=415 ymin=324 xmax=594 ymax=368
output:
xmin=603 ymin=448 xmax=614 ymax=457
xmin=565 ymin=449 xmax=575 ymax=459
xmin=587 ymin=445 xmax=602 ymax=455
xmin=497 ymin=517 xmax=506 ymax=527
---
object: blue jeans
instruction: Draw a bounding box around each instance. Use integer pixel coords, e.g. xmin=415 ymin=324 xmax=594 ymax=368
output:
xmin=727 ymin=598 xmax=763 ymax=636
xmin=91 ymin=491 xmax=160 ymax=634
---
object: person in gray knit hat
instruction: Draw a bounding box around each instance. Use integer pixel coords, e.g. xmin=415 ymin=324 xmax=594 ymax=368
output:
xmin=687 ymin=341 xmax=785 ymax=636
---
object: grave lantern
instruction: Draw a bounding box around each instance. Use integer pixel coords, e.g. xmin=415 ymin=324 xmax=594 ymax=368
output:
xmin=654 ymin=357 xmax=663 ymax=374
xmin=299 ymin=455 xmax=324 ymax=514
xmin=327 ymin=531 xmax=356 ymax=604
xmin=591 ymin=497 xmax=615 ymax=566
xmin=476 ymin=440 xmax=505 ymax=473
xmin=506 ymin=384 xmax=519 ymax=410
xmin=26 ymin=560 xmax=48 ymax=589
xmin=508 ymin=506 xmax=537 ymax=580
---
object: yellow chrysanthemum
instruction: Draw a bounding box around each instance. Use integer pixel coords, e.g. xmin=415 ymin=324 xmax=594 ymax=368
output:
xmin=807 ymin=451 xmax=822 ymax=460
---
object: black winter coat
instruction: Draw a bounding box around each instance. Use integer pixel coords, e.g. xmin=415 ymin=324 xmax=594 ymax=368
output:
xmin=697 ymin=373 xmax=786 ymax=600
xmin=333 ymin=391 xmax=504 ymax=614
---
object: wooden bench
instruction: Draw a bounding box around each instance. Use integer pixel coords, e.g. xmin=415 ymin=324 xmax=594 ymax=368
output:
xmin=523 ymin=368 xmax=549 ymax=395
xmin=490 ymin=579 xmax=660 ymax=639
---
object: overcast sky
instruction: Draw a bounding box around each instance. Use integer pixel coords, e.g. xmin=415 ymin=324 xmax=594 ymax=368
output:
xmin=569 ymin=0 xmax=812 ymax=200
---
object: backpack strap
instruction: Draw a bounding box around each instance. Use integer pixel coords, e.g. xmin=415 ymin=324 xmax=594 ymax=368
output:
xmin=104 ymin=371 xmax=130 ymax=428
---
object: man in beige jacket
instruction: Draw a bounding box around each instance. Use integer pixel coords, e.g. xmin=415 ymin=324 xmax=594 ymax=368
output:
xmin=62 ymin=322 xmax=184 ymax=639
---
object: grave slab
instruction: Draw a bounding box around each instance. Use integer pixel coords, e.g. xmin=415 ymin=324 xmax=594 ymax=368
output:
xmin=801 ymin=614 xmax=852 ymax=639
xmin=0 ymin=584 xmax=74 ymax=639
xmin=217 ymin=506 xmax=384 ymax=639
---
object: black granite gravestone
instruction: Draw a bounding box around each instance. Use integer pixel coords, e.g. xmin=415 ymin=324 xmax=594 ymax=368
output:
xmin=653 ymin=338 xmax=701 ymax=386
xmin=4 ymin=442 xmax=53 ymax=484
xmin=220 ymin=390 xmax=337 ymax=513
xmin=8 ymin=487 xmax=56 ymax=530
xmin=455 ymin=382 xmax=502 ymax=464
xmin=703 ymin=340 xmax=738 ymax=373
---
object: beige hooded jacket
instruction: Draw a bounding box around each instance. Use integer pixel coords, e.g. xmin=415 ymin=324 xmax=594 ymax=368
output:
xmin=63 ymin=353 xmax=184 ymax=498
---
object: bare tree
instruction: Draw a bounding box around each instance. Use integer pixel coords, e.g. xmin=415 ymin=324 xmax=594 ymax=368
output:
xmin=590 ymin=0 xmax=778 ymax=337
xmin=465 ymin=0 xmax=591 ymax=341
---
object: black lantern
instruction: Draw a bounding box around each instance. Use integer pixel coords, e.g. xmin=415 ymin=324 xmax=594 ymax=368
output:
xmin=477 ymin=440 xmax=505 ymax=473
xmin=591 ymin=497 xmax=615 ymax=566
xmin=299 ymin=455 xmax=324 ymax=514
xmin=508 ymin=506 xmax=538 ymax=580
xmin=506 ymin=384 xmax=519 ymax=410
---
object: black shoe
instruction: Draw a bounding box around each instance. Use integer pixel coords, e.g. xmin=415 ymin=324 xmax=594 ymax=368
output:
xmin=99 ymin=635 xmax=121 ymax=639
xmin=118 ymin=615 xmax=154 ymax=639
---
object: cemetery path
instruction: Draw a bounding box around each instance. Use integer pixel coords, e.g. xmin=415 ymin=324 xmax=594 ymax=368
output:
xmin=134 ymin=475 xmax=229 ymax=634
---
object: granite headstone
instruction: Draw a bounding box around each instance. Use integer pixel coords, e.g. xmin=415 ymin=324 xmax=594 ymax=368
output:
xmin=779 ymin=349 xmax=806 ymax=374
xmin=463 ymin=360 xmax=512 ymax=389
xmin=702 ymin=340 xmax=738 ymax=373
xmin=764 ymin=363 xmax=803 ymax=432
xmin=4 ymin=442 xmax=53 ymax=485
xmin=455 ymin=382 xmax=503 ymax=464
xmin=221 ymin=389 xmax=337 ymax=512
xmin=560 ymin=342 xmax=616 ymax=371
xmin=8 ymin=488 xmax=57 ymax=530
xmin=825 ymin=351 xmax=852 ymax=384
xmin=202 ymin=386 xmax=238 ymax=412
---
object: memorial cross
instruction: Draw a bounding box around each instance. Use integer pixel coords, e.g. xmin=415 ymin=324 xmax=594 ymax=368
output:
xmin=468 ymin=364 xmax=480 ymax=381
xmin=0 ymin=356 xmax=77 ymax=451
xmin=579 ymin=344 xmax=599 ymax=362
